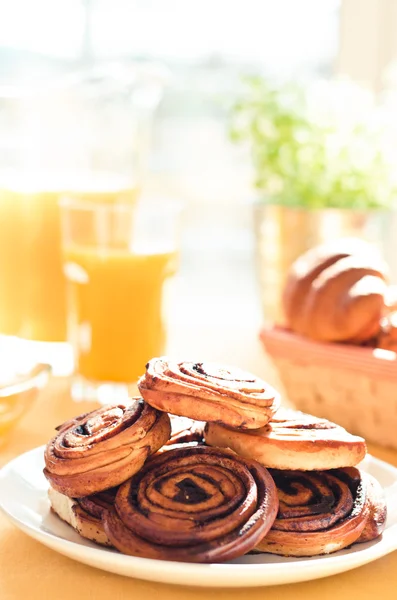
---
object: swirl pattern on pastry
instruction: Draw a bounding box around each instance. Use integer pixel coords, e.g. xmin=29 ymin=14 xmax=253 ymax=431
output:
xmin=204 ymin=407 xmax=366 ymax=470
xmin=44 ymin=398 xmax=171 ymax=497
xmin=102 ymin=446 xmax=279 ymax=562
xmin=256 ymin=467 xmax=369 ymax=556
xmin=48 ymin=486 xmax=118 ymax=547
xmin=138 ymin=357 xmax=280 ymax=429
xmin=283 ymin=238 xmax=389 ymax=343
xmin=77 ymin=487 xmax=118 ymax=519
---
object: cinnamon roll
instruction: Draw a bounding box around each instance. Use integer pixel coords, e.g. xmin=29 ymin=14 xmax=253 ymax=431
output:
xmin=204 ymin=407 xmax=366 ymax=470
xmin=102 ymin=446 xmax=279 ymax=562
xmin=48 ymin=486 xmax=117 ymax=546
xmin=283 ymin=238 xmax=389 ymax=343
xmin=44 ymin=398 xmax=171 ymax=497
xmin=138 ymin=357 xmax=280 ymax=429
xmin=357 ymin=473 xmax=387 ymax=543
xmin=256 ymin=467 xmax=370 ymax=556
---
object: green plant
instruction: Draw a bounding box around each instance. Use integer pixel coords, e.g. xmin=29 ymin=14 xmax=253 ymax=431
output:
xmin=230 ymin=76 xmax=397 ymax=209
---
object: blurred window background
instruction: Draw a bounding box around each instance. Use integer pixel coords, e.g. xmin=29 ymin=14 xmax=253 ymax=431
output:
xmin=1 ymin=0 xmax=397 ymax=370
xmin=0 ymin=1 xmax=340 ymax=212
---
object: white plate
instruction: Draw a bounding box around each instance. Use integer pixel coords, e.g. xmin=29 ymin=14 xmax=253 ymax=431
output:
xmin=1 ymin=447 xmax=397 ymax=588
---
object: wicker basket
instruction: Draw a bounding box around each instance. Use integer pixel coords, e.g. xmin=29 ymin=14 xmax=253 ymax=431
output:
xmin=260 ymin=327 xmax=397 ymax=450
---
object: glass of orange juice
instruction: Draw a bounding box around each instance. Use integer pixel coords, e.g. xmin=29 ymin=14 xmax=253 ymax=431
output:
xmin=60 ymin=198 xmax=181 ymax=402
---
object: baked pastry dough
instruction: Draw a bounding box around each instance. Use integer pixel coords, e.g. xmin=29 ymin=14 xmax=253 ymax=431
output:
xmin=166 ymin=415 xmax=205 ymax=446
xmin=256 ymin=467 xmax=372 ymax=556
xmin=48 ymin=486 xmax=116 ymax=546
xmin=44 ymin=399 xmax=171 ymax=497
xmin=138 ymin=357 xmax=280 ymax=429
xmin=357 ymin=473 xmax=387 ymax=543
xmin=204 ymin=407 xmax=366 ymax=470
xmin=377 ymin=312 xmax=397 ymax=352
xmin=102 ymin=445 xmax=279 ymax=562
xmin=283 ymin=238 xmax=389 ymax=343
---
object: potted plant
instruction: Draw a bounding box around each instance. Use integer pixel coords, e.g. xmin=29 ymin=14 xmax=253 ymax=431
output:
xmin=230 ymin=76 xmax=397 ymax=322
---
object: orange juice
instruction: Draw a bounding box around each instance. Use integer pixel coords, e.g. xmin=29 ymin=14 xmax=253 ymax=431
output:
xmin=25 ymin=190 xmax=69 ymax=341
xmin=0 ymin=179 xmax=139 ymax=341
xmin=64 ymin=246 xmax=177 ymax=382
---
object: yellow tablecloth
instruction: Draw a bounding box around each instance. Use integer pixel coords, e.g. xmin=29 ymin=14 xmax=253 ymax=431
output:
xmin=1 ymin=377 xmax=397 ymax=600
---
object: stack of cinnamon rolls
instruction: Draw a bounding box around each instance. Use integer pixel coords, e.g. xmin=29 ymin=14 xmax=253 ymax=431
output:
xmin=44 ymin=357 xmax=387 ymax=563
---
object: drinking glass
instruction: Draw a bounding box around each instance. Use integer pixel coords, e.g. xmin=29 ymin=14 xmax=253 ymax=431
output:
xmin=60 ymin=198 xmax=181 ymax=402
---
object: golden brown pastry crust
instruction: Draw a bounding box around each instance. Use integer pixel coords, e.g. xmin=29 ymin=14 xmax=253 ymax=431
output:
xmin=138 ymin=357 xmax=280 ymax=429
xmin=167 ymin=415 xmax=205 ymax=445
xmin=357 ymin=473 xmax=387 ymax=543
xmin=44 ymin=399 xmax=171 ymax=497
xmin=256 ymin=467 xmax=370 ymax=556
xmin=204 ymin=407 xmax=366 ymax=470
xmin=102 ymin=445 xmax=279 ymax=563
xmin=283 ymin=238 xmax=389 ymax=343
xmin=385 ymin=284 xmax=397 ymax=311
xmin=377 ymin=312 xmax=397 ymax=352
